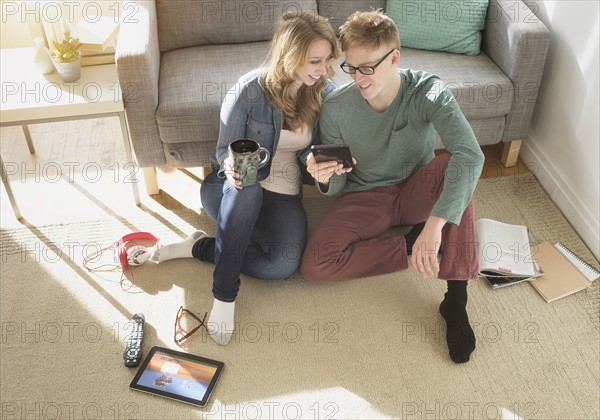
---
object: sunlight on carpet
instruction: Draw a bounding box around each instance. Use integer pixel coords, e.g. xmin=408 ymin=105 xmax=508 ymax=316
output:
xmin=1 ymin=175 xmax=598 ymax=419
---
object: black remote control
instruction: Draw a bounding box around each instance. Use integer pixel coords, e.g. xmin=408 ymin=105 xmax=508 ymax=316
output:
xmin=123 ymin=313 xmax=145 ymax=367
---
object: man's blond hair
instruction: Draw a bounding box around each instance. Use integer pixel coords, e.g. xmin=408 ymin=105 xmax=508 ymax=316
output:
xmin=339 ymin=9 xmax=401 ymax=52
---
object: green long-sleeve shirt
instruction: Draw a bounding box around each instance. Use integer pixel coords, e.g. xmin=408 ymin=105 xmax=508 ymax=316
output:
xmin=318 ymin=68 xmax=484 ymax=225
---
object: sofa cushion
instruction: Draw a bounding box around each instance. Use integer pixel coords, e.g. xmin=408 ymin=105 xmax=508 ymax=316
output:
xmin=333 ymin=47 xmax=512 ymax=120
xmin=156 ymin=0 xmax=318 ymax=52
xmin=318 ymin=0 xmax=386 ymax=32
xmin=157 ymin=42 xmax=271 ymax=147
xmin=387 ymin=0 xmax=489 ymax=56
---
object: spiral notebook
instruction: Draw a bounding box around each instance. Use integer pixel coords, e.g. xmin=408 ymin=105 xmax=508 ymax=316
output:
xmin=530 ymin=242 xmax=599 ymax=302
xmin=554 ymin=243 xmax=600 ymax=281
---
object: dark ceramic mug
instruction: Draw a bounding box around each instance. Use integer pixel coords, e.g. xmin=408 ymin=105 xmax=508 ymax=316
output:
xmin=228 ymin=139 xmax=270 ymax=187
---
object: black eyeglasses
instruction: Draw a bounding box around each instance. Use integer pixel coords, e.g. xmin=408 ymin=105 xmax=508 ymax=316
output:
xmin=174 ymin=306 xmax=208 ymax=345
xmin=340 ymin=49 xmax=397 ymax=75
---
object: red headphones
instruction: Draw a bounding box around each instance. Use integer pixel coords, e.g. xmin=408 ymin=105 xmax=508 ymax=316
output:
xmin=82 ymin=231 xmax=160 ymax=291
xmin=83 ymin=232 xmax=160 ymax=284
xmin=117 ymin=232 xmax=160 ymax=270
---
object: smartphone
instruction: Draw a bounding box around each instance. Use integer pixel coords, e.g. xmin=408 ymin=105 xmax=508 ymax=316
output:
xmin=311 ymin=144 xmax=353 ymax=169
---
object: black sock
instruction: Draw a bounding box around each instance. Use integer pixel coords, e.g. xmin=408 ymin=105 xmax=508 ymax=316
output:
xmin=191 ymin=237 xmax=215 ymax=263
xmin=404 ymin=222 xmax=425 ymax=255
xmin=439 ymin=280 xmax=476 ymax=363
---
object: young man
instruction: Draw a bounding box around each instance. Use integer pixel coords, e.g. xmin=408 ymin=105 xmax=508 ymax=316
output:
xmin=301 ymin=10 xmax=484 ymax=363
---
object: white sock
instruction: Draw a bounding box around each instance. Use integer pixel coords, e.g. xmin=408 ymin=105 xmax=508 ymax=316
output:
xmin=207 ymin=298 xmax=235 ymax=345
xmin=149 ymin=230 xmax=207 ymax=263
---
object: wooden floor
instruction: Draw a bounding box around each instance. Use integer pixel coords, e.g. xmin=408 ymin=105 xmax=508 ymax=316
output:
xmin=0 ymin=117 xmax=530 ymax=223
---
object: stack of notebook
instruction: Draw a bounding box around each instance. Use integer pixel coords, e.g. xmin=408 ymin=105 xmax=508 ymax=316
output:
xmin=530 ymin=242 xmax=599 ymax=302
xmin=72 ymin=16 xmax=120 ymax=66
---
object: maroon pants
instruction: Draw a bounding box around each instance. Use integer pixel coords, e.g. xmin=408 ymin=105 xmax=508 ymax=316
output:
xmin=301 ymin=154 xmax=479 ymax=282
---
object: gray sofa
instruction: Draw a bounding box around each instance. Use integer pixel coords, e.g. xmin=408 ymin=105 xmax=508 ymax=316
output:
xmin=116 ymin=0 xmax=549 ymax=184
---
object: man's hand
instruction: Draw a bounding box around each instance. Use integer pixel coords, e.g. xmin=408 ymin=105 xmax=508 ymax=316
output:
xmin=410 ymin=216 xmax=447 ymax=277
xmin=223 ymin=156 xmax=242 ymax=189
xmin=306 ymin=152 xmax=355 ymax=185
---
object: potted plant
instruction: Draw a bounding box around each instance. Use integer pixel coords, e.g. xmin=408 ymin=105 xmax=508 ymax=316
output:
xmin=50 ymin=32 xmax=82 ymax=82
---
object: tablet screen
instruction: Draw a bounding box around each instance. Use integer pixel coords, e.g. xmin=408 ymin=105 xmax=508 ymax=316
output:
xmin=130 ymin=346 xmax=224 ymax=407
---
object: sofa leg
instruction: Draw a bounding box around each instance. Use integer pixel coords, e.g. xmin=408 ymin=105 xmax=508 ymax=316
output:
xmin=500 ymin=140 xmax=522 ymax=167
xmin=143 ymin=167 xmax=159 ymax=195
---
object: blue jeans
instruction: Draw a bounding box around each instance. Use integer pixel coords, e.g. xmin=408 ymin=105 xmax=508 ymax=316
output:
xmin=200 ymin=172 xmax=307 ymax=302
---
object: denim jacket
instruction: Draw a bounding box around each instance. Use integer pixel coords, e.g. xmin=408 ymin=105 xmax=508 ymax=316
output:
xmin=210 ymin=68 xmax=336 ymax=183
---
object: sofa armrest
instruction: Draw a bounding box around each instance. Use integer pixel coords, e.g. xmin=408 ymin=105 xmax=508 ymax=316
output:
xmin=482 ymin=0 xmax=550 ymax=141
xmin=116 ymin=0 xmax=165 ymax=167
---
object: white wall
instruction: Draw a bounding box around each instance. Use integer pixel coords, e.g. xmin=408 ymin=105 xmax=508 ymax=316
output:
xmin=1 ymin=0 xmax=39 ymax=48
xmin=1 ymin=0 xmax=119 ymax=49
xmin=522 ymin=0 xmax=600 ymax=259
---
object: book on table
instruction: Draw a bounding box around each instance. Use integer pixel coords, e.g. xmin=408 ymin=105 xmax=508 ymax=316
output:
xmin=72 ymin=16 xmax=120 ymax=51
xmin=476 ymin=218 xmax=544 ymax=289
xmin=71 ymin=17 xmax=119 ymax=67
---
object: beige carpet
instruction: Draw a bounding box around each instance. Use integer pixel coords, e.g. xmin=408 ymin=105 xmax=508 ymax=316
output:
xmin=1 ymin=175 xmax=599 ymax=419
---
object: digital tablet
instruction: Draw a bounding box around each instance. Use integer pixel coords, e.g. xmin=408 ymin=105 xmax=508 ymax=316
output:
xmin=130 ymin=346 xmax=224 ymax=407
xmin=311 ymin=144 xmax=353 ymax=169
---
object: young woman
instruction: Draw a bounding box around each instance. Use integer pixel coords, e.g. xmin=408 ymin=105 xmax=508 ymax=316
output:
xmin=151 ymin=11 xmax=340 ymax=345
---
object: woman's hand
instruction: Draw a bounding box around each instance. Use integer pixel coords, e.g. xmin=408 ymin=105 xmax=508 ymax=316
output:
xmin=223 ymin=156 xmax=242 ymax=189
xmin=306 ymin=153 xmax=355 ymax=185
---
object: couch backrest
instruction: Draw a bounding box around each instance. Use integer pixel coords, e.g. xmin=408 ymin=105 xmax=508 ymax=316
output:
xmin=318 ymin=0 xmax=387 ymax=33
xmin=157 ymin=0 xmax=318 ymax=52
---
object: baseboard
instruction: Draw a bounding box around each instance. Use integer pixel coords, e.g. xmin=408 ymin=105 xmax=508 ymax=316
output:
xmin=521 ymin=137 xmax=600 ymax=260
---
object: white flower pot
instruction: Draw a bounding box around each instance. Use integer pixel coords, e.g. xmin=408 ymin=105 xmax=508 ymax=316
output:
xmin=53 ymin=57 xmax=81 ymax=83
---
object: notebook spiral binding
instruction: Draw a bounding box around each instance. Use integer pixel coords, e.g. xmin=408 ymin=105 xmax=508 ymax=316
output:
xmin=554 ymin=243 xmax=600 ymax=281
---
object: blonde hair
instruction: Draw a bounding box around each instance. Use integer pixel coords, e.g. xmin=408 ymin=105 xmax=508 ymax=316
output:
xmin=261 ymin=11 xmax=340 ymax=130
xmin=339 ymin=9 xmax=401 ymax=52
